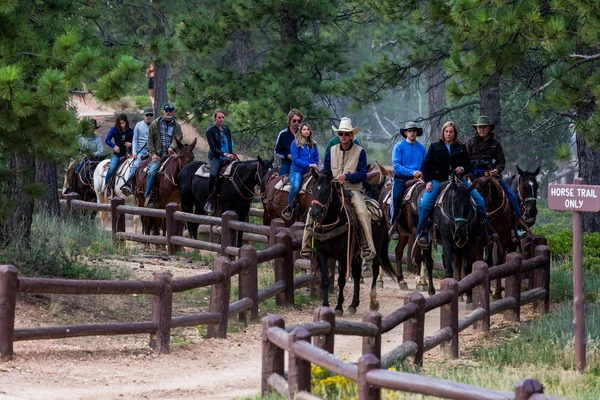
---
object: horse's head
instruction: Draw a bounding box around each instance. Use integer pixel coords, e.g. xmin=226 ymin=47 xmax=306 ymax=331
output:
xmin=309 ymin=169 xmax=334 ymax=223
xmin=445 ymin=180 xmax=477 ymax=248
xmin=257 ymin=155 xmax=274 ymax=192
xmin=516 ymin=165 xmax=539 ymax=226
xmin=175 ymin=137 xmax=197 ymax=168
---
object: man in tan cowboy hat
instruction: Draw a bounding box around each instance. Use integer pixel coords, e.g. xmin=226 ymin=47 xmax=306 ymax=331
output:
xmin=300 ymin=117 xmax=376 ymax=261
xmin=465 ymin=115 xmax=526 ymax=238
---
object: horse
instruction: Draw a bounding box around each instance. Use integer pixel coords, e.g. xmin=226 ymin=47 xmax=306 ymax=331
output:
xmin=93 ymin=156 xmax=138 ymax=229
xmin=426 ymin=174 xmax=478 ymax=304
xmin=178 ymin=156 xmax=273 ymax=247
xmin=262 ymin=171 xmax=315 ymax=227
xmin=507 ymin=165 xmax=540 ymax=227
xmin=63 ymin=157 xmax=104 ymax=204
xmin=134 ymin=137 xmax=197 ymax=236
xmin=307 ymin=169 xmax=398 ymax=315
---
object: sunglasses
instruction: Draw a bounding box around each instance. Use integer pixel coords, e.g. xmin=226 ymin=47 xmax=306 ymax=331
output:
xmin=337 ymin=131 xmax=352 ymax=137
xmin=145 ymin=114 xmax=154 ymax=117
xmin=406 ymin=128 xmax=416 ymax=132
xmin=292 ymin=119 xmax=301 ymax=123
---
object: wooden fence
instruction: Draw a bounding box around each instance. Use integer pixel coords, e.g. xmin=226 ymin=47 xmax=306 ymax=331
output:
xmin=0 ymin=221 xmax=319 ymax=361
xmin=261 ymin=237 xmax=563 ymax=400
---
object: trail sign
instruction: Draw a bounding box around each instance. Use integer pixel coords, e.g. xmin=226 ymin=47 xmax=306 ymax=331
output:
xmin=547 ymin=179 xmax=597 ymax=372
xmin=548 ymin=184 xmax=600 ymax=212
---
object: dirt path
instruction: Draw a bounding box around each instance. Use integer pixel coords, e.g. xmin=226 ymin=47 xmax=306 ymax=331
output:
xmin=0 ymin=261 xmax=488 ymax=400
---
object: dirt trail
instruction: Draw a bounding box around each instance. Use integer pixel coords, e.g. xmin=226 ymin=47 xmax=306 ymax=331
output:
xmin=0 ymin=268 xmax=485 ymax=400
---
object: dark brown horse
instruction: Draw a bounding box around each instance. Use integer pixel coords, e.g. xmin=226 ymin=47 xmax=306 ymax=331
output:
xmin=134 ymin=137 xmax=197 ymax=235
xmin=63 ymin=157 xmax=104 ymax=203
xmin=507 ymin=165 xmax=540 ymax=227
xmin=262 ymin=171 xmax=315 ymax=227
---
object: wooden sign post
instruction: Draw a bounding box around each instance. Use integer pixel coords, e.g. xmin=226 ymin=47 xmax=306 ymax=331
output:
xmin=548 ymin=178 xmax=600 ymax=372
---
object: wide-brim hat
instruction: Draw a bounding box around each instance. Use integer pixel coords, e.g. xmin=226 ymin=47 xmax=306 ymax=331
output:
xmin=87 ymin=118 xmax=101 ymax=130
xmin=400 ymin=121 xmax=423 ymax=138
xmin=473 ymin=115 xmax=495 ymax=130
xmin=332 ymin=117 xmax=359 ymax=135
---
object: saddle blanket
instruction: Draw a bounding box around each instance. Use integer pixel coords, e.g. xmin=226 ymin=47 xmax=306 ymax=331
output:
xmin=382 ymin=180 xmax=422 ymax=206
xmin=273 ymin=174 xmax=313 ymax=195
xmin=195 ymin=161 xmax=237 ymax=178
xmin=365 ymin=198 xmax=383 ymax=221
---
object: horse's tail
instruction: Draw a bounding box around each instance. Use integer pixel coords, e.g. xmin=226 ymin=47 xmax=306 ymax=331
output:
xmin=379 ymin=224 xmax=399 ymax=282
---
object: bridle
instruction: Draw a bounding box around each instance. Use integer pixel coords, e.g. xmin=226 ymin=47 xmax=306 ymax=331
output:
xmin=227 ymin=161 xmax=262 ymax=200
xmin=310 ymin=180 xmax=339 ymax=229
xmin=517 ymin=175 xmax=537 ymax=213
xmin=438 ymin=177 xmax=475 ymax=249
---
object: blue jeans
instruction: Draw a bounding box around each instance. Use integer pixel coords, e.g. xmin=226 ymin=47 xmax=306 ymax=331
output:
xmin=416 ymin=179 xmax=488 ymax=234
xmin=288 ymin=171 xmax=303 ymax=205
xmin=75 ymin=158 xmax=87 ymax=174
xmin=128 ymin=150 xmax=147 ymax=179
xmin=390 ymin=176 xmax=409 ymax=224
xmin=145 ymin=160 xmax=161 ymax=197
xmin=279 ymin=159 xmax=291 ymax=176
xmin=105 ymin=153 xmax=120 ymax=185
xmin=208 ymin=158 xmax=223 ymax=197
xmin=498 ymin=178 xmax=522 ymax=217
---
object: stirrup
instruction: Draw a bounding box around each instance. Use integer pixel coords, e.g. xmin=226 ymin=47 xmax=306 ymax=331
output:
xmin=204 ymin=201 xmax=215 ymax=215
xmin=361 ymin=249 xmax=376 ymax=261
xmin=281 ymin=206 xmax=294 ymax=221
xmin=300 ymin=250 xmax=313 ymax=260
xmin=417 ymin=233 xmax=430 ymax=247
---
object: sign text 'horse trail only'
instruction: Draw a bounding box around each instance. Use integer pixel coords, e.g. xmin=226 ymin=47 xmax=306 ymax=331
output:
xmin=547 ymin=184 xmax=600 ymax=212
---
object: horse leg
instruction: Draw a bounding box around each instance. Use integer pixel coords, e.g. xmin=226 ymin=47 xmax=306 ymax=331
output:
xmin=335 ymin=259 xmax=346 ymax=316
xmin=369 ymin=258 xmax=380 ymax=312
xmin=348 ymin=258 xmax=361 ymax=315
xmin=396 ymin=235 xmax=409 ymax=290
xmin=491 ymin=243 xmax=503 ymax=300
xmin=317 ymin=253 xmax=330 ymax=307
xmin=425 ymin=246 xmax=435 ymax=295
xmin=361 ymin=259 xmax=371 ymax=281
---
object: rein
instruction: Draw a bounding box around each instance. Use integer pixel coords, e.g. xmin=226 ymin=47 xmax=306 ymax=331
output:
xmin=485 ymin=177 xmax=509 ymax=220
xmin=517 ymin=175 xmax=537 ymax=212
xmin=228 ymin=162 xmax=259 ymax=200
xmin=437 ymin=179 xmax=475 ymax=249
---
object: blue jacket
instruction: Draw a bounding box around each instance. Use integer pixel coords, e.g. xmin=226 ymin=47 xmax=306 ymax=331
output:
xmin=105 ymin=127 xmax=133 ymax=157
xmin=392 ymin=140 xmax=427 ymax=178
xmin=274 ymin=127 xmax=295 ymax=160
xmin=291 ymin=141 xmax=319 ymax=174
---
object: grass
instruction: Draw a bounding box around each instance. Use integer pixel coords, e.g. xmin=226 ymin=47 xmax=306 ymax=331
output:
xmin=0 ymin=212 xmax=131 ymax=280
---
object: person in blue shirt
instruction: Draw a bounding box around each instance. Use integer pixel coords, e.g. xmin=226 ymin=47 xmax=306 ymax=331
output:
xmin=389 ymin=122 xmax=427 ymax=236
xmin=282 ymin=123 xmax=319 ymax=221
xmin=416 ymin=121 xmax=498 ymax=246
xmin=274 ymin=109 xmax=302 ymax=175
xmin=102 ymin=114 xmax=133 ymax=194
xmin=204 ymin=109 xmax=234 ymax=214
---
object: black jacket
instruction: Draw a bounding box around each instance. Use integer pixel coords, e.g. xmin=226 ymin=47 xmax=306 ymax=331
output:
xmin=206 ymin=124 xmax=233 ymax=161
xmin=464 ymin=133 xmax=506 ymax=173
xmin=422 ymin=142 xmax=471 ymax=183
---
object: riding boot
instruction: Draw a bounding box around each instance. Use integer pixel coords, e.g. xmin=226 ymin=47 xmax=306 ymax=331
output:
xmin=480 ymin=219 xmax=499 ymax=243
xmin=300 ymin=223 xmax=313 ymax=259
xmin=357 ymin=215 xmax=376 ymax=261
xmin=388 ymin=217 xmax=400 ymax=240
xmin=204 ymin=187 xmax=217 ymax=215
xmin=120 ymin=175 xmax=136 ymax=197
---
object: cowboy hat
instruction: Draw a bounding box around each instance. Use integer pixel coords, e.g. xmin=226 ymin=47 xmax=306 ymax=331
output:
xmin=332 ymin=117 xmax=359 ymax=135
xmin=400 ymin=121 xmax=423 ymax=138
xmin=83 ymin=118 xmax=101 ymax=130
xmin=472 ymin=115 xmax=495 ymax=130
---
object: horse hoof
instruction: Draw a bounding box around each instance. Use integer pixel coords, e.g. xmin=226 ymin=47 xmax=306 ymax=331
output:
xmin=459 ymin=295 xmax=465 ymax=302
xmin=376 ymin=280 xmax=383 ymax=288
xmin=362 ymin=268 xmax=372 ymax=278
xmin=335 ymin=309 xmax=343 ymax=316
xmin=465 ymin=302 xmax=475 ymax=311
xmin=347 ymin=306 xmax=357 ymax=315
xmin=416 ymin=283 xmax=428 ymax=292
xmin=428 ymin=289 xmax=436 ymax=296
xmin=398 ymin=281 xmax=409 ymax=291
xmin=492 ymin=293 xmax=503 ymax=301
xmin=360 ymin=278 xmax=365 ymax=284
xmin=370 ymin=301 xmax=379 ymax=312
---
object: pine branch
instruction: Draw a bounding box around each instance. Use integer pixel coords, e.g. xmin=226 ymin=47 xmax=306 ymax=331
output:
xmin=20 ymin=52 xmax=68 ymax=64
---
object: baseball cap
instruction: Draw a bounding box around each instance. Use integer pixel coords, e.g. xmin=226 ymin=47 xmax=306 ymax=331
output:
xmin=143 ymin=107 xmax=154 ymax=116
xmin=163 ymin=103 xmax=175 ymax=112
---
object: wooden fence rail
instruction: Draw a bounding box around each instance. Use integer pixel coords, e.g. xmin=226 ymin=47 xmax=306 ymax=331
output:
xmin=261 ymin=237 xmax=560 ymax=400
xmin=0 ymin=217 xmax=319 ymax=361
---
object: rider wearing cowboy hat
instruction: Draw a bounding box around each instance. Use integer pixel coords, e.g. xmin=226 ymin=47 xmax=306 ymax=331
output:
xmin=300 ymin=117 xmax=376 ymax=261
xmin=465 ymin=116 xmax=526 ymax=238
xmin=389 ymin=121 xmax=427 ymax=238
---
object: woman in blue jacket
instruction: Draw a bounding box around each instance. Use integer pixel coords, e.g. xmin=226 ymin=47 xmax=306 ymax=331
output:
xmin=282 ymin=122 xmax=319 ymax=220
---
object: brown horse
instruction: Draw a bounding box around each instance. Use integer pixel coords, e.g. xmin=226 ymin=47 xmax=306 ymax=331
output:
xmin=134 ymin=137 xmax=197 ymax=235
xmin=262 ymin=171 xmax=316 ymax=227
xmin=507 ymin=165 xmax=540 ymax=227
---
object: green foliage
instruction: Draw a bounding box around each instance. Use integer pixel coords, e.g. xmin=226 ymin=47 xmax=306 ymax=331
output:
xmin=0 ymin=212 xmax=130 ymax=279
xmin=131 ymin=95 xmax=152 ymax=110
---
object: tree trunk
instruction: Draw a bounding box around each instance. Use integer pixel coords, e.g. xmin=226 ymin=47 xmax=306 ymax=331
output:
xmin=35 ymin=158 xmax=60 ymax=216
xmin=576 ymin=133 xmax=600 ymax=232
xmin=154 ymin=64 xmax=169 ymax=114
xmin=479 ymin=73 xmax=502 ymax=138
xmin=279 ymin=8 xmax=298 ymax=46
xmin=427 ymin=63 xmax=447 ymax=143
xmin=0 ymin=153 xmax=35 ymax=247
xmin=232 ymin=31 xmax=254 ymax=74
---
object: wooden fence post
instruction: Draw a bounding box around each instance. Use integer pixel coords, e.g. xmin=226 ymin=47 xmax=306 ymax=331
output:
xmin=523 ymin=235 xmax=534 ymax=290
xmin=362 ymin=312 xmax=382 ymax=360
xmin=269 ymin=218 xmax=285 ymax=247
xmin=504 ymin=253 xmax=522 ymax=322
xmin=357 ymin=354 xmax=381 ymax=400
xmin=472 ymin=262 xmax=490 ymax=333
xmin=313 ymin=306 xmax=335 ymax=353
xmin=440 ymin=279 xmax=459 ymax=359
xmin=533 ymin=236 xmax=550 ymax=314
xmin=64 ymin=192 xmax=79 ymax=214
xmin=288 ymin=327 xmax=311 ymax=398
xmin=290 ymin=222 xmax=304 ymax=271
xmin=514 ymin=378 xmax=544 ymax=400
xmin=274 ymin=232 xmax=294 ymax=306
xmin=208 ymin=257 xmax=231 ymax=338
xmin=239 ymin=245 xmax=259 ymax=323
xmin=150 ymin=272 xmax=173 ymax=354
xmin=165 ymin=202 xmax=178 ymax=255
xmin=111 ymin=196 xmax=126 ymax=243
xmin=261 ymin=314 xmax=285 ymax=396
xmin=220 ymin=211 xmax=237 ymax=257
xmin=0 ymin=265 xmax=18 ymax=362
xmin=403 ymin=292 xmax=425 ymax=367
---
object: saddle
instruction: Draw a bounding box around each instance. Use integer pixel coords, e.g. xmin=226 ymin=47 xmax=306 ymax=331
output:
xmin=272 ymin=173 xmax=314 ymax=195
xmin=194 ymin=160 xmax=236 ymax=178
xmin=365 ymin=198 xmax=384 ymax=222
xmin=103 ymin=156 xmax=133 ymax=195
xmin=73 ymin=159 xmax=100 ymax=189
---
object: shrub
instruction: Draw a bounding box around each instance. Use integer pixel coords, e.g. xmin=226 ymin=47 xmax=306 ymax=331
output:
xmin=131 ymin=95 xmax=151 ymax=110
